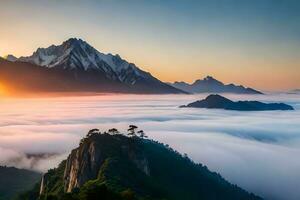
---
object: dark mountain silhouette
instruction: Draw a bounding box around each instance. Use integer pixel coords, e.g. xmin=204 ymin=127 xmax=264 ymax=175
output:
xmin=170 ymin=76 xmax=262 ymax=94
xmin=181 ymin=94 xmax=294 ymax=111
xmin=0 ymin=166 xmax=41 ymax=200
xmin=0 ymin=39 xmax=186 ymax=94
xmin=290 ymin=89 xmax=300 ymax=93
xmin=0 ymin=57 xmax=128 ymax=93
xmin=18 ymin=129 xmax=262 ymax=200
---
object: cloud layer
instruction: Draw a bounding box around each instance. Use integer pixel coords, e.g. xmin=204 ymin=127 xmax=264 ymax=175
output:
xmin=0 ymin=93 xmax=299 ymax=200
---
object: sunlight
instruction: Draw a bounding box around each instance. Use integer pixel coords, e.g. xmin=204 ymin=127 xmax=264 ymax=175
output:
xmin=0 ymin=82 xmax=8 ymax=96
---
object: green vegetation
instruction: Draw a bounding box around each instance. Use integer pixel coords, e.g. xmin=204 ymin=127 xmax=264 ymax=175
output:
xmin=17 ymin=126 xmax=262 ymax=200
xmin=0 ymin=166 xmax=41 ymax=200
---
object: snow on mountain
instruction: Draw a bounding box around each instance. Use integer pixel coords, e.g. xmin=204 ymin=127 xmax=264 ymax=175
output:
xmin=2 ymin=38 xmax=185 ymax=94
xmin=17 ymin=38 xmax=150 ymax=85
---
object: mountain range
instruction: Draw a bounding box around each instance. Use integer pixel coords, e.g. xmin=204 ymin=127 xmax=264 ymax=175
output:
xmin=170 ymin=76 xmax=263 ymax=94
xmin=0 ymin=38 xmax=185 ymax=94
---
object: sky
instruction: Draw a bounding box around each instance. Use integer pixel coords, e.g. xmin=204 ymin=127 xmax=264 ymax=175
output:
xmin=0 ymin=0 xmax=299 ymax=91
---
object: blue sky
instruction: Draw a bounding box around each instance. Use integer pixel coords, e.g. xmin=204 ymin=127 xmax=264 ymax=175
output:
xmin=0 ymin=0 xmax=299 ymax=90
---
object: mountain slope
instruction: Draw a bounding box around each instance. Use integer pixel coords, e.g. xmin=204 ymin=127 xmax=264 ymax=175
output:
xmin=0 ymin=166 xmax=41 ymax=200
xmin=20 ymin=130 xmax=262 ymax=200
xmin=1 ymin=38 xmax=185 ymax=94
xmin=171 ymin=76 xmax=262 ymax=94
xmin=0 ymin=57 xmax=129 ymax=94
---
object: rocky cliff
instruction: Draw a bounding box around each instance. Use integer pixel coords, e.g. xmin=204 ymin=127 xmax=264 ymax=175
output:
xmin=34 ymin=130 xmax=262 ymax=200
xmin=63 ymin=135 xmax=150 ymax=192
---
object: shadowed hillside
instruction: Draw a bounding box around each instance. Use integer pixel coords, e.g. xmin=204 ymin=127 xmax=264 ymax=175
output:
xmin=0 ymin=166 xmax=41 ymax=200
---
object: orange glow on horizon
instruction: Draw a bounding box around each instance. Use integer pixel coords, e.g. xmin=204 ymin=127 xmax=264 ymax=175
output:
xmin=0 ymin=82 xmax=20 ymax=97
xmin=0 ymin=82 xmax=8 ymax=96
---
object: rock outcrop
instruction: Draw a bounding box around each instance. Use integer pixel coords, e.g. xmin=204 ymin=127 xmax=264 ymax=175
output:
xmin=63 ymin=134 xmax=150 ymax=192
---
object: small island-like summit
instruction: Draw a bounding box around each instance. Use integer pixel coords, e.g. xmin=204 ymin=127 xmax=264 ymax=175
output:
xmin=181 ymin=94 xmax=294 ymax=111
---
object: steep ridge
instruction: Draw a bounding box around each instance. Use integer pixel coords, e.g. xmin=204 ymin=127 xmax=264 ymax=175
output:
xmin=20 ymin=129 xmax=262 ymax=200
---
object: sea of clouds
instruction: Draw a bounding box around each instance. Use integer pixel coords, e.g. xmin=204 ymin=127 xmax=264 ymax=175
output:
xmin=0 ymin=93 xmax=299 ymax=200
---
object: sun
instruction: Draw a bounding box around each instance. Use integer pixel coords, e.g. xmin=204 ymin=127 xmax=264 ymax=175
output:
xmin=0 ymin=82 xmax=8 ymax=96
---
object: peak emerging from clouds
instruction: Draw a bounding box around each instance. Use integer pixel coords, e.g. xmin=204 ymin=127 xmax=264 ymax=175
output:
xmin=19 ymin=38 xmax=133 ymax=72
xmin=1 ymin=38 xmax=185 ymax=94
xmin=181 ymin=94 xmax=293 ymax=111
xmin=171 ymin=76 xmax=263 ymax=94
xmin=15 ymin=38 xmax=160 ymax=85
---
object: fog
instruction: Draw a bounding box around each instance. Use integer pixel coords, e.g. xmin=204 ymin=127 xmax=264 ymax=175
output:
xmin=0 ymin=93 xmax=299 ymax=200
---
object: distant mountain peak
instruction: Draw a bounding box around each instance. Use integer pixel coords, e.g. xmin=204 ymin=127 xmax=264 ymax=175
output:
xmin=171 ymin=76 xmax=263 ymax=94
xmin=193 ymin=75 xmax=223 ymax=86
xmin=204 ymin=75 xmax=216 ymax=81
xmin=3 ymin=54 xmax=18 ymax=62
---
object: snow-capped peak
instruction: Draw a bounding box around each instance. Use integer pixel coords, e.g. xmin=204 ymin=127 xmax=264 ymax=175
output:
xmin=17 ymin=38 xmax=148 ymax=84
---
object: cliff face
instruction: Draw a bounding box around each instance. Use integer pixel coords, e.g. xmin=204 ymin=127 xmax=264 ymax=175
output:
xmin=39 ymin=175 xmax=45 ymax=195
xmin=64 ymin=141 xmax=101 ymax=192
xmin=63 ymin=134 xmax=150 ymax=192
xmin=34 ymin=132 xmax=262 ymax=200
